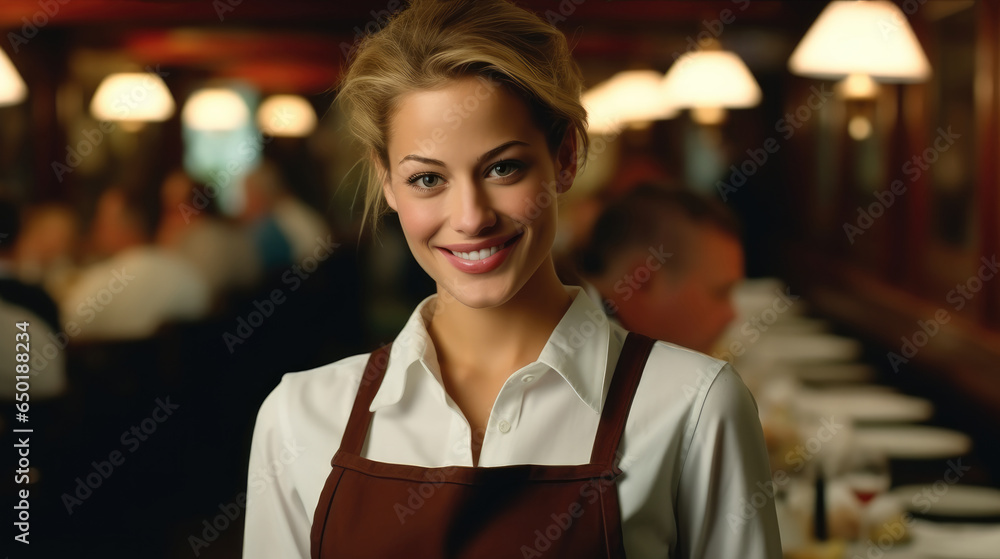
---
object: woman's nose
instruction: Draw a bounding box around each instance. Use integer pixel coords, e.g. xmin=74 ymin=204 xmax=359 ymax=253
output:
xmin=450 ymin=180 xmax=496 ymax=236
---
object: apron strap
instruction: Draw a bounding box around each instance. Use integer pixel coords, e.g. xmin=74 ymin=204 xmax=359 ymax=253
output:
xmin=589 ymin=332 xmax=657 ymax=467
xmin=337 ymin=343 xmax=392 ymax=457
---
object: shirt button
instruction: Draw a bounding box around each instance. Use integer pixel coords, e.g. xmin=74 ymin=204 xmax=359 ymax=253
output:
xmin=498 ymin=420 xmax=511 ymax=433
xmin=521 ymin=375 xmax=535 ymax=384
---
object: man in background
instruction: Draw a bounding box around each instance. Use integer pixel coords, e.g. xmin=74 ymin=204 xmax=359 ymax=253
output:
xmin=575 ymin=184 xmax=744 ymax=354
xmin=60 ymin=186 xmax=211 ymax=340
xmin=0 ymin=199 xmax=67 ymax=399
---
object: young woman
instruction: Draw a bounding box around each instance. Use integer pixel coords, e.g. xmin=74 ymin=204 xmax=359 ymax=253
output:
xmin=244 ymin=1 xmax=782 ymax=557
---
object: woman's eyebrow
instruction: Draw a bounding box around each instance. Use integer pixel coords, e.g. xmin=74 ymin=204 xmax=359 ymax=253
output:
xmin=399 ymin=154 xmax=446 ymax=167
xmin=397 ymin=140 xmax=529 ymax=168
xmin=476 ymin=140 xmax=529 ymax=165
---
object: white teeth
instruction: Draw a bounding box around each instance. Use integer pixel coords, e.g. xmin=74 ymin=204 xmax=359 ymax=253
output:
xmin=450 ymin=241 xmax=507 ymax=261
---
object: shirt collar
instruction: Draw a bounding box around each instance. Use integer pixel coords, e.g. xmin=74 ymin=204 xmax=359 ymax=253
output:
xmin=369 ymin=286 xmax=614 ymax=414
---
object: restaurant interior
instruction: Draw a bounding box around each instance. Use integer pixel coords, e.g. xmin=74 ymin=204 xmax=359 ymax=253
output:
xmin=1 ymin=0 xmax=999 ymax=557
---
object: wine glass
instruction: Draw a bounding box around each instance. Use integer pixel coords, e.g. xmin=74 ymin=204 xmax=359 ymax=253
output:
xmin=842 ymin=447 xmax=891 ymax=506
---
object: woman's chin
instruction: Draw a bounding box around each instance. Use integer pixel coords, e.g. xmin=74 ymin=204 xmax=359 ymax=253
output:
xmin=435 ymin=276 xmax=520 ymax=311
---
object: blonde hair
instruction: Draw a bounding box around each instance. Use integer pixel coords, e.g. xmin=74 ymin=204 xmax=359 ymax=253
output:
xmin=337 ymin=0 xmax=589 ymax=230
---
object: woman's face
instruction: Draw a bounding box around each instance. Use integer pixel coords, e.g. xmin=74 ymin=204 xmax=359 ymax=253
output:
xmin=383 ymin=76 xmax=576 ymax=309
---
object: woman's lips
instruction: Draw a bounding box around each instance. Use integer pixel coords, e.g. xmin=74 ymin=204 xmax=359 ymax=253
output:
xmin=437 ymin=233 xmax=522 ymax=274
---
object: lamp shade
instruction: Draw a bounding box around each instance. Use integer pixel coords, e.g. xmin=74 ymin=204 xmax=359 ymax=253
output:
xmin=257 ymin=95 xmax=317 ymax=137
xmin=0 ymin=48 xmax=28 ymax=106
xmin=582 ymin=70 xmax=677 ymax=134
xmin=661 ymin=50 xmax=761 ymax=109
xmin=182 ymin=88 xmax=249 ymax=131
xmin=90 ymin=72 xmax=175 ymax=122
xmin=789 ymin=0 xmax=931 ymax=82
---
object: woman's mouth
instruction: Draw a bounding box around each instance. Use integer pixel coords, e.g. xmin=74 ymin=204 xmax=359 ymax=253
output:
xmin=438 ymin=233 xmax=522 ymax=273
xmin=446 ymin=235 xmax=520 ymax=261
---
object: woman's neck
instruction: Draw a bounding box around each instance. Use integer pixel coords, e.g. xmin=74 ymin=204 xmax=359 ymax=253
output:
xmin=427 ymin=259 xmax=573 ymax=378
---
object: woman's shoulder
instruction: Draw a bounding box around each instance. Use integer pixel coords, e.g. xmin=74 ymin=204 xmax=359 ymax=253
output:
xmin=648 ymin=337 xmax=752 ymax=407
xmin=247 ymin=351 xmax=379 ymax=523
xmin=255 ymin=351 xmax=374 ymax=428
xmin=272 ymin=353 xmax=370 ymax=400
xmin=634 ymin=333 xmax=732 ymax=395
xmin=624 ymin=330 xmax=755 ymax=436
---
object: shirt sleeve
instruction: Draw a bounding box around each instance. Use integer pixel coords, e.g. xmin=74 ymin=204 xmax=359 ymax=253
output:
xmin=674 ymin=363 xmax=783 ymax=559
xmin=243 ymin=381 xmax=312 ymax=558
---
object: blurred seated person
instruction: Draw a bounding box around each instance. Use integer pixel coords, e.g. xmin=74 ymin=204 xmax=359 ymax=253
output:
xmin=240 ymin=160 xmax=331 ymax=273
xmin=575 ymin=184 xmax=744 ymax=354
xmin=13 ymin=202 xmax=79 ymax=300
xmin=157 ymin=169 xmax=260 ymax=297
xmin=0 ymin=199 xmax=67 ymax=399
xmin=59 ymin=186 xmax=210 ymax=341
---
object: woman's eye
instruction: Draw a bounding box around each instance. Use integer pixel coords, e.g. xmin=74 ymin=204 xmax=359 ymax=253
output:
xmin=409 ymin=174 xmax=443 ymax=188
xmin=488 ymin=161 xmax=520 ymax=178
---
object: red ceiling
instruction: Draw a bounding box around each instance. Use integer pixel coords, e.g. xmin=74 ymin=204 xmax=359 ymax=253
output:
xmin=0 ymin=1 xmax=823 ymax=94
xmin=0 ymin=0 xmax=804 ymax=27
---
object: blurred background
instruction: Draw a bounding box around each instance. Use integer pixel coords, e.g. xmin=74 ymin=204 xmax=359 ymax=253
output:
xmin=1 ymin=1 xmax=999 ymax=557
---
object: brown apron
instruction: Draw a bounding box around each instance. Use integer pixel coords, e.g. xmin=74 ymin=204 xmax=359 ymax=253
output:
xmin=310 ymin=332 xmax=656 ymax=559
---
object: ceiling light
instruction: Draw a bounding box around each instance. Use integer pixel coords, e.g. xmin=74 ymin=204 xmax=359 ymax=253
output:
xmin=182 ymin=88 xmax=249 ymax=131
xmin=90 ymin=72 xmax=175 ymax=122
xmin=0 ymin=49 xmax=28 ymax=106
xmin=789 ymin=0 xmax=931 ymax=82
xmin=256 ymin=95 xmax=317 ymax=137
xmin=662 ymin=50 xmax=762 ymax=109
xmin=582 ymin=70 xmax=678 ymax=134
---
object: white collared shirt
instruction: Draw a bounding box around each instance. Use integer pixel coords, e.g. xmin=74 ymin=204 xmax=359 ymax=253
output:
xmin=244 ymin=287 xmax=782 ymax=558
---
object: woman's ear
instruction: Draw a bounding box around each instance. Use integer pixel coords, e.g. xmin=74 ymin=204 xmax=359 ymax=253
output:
xmin=379 ymin=164 xmax=398 ymax=211
xmin=555 ymin=128 xmax=579 ymax=194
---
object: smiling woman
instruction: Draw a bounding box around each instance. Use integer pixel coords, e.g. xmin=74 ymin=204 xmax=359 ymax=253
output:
xmin=243 ymin=1 xmax=782 ymax=558
xmin=384 ymin=77 xmax=575 ymax=310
